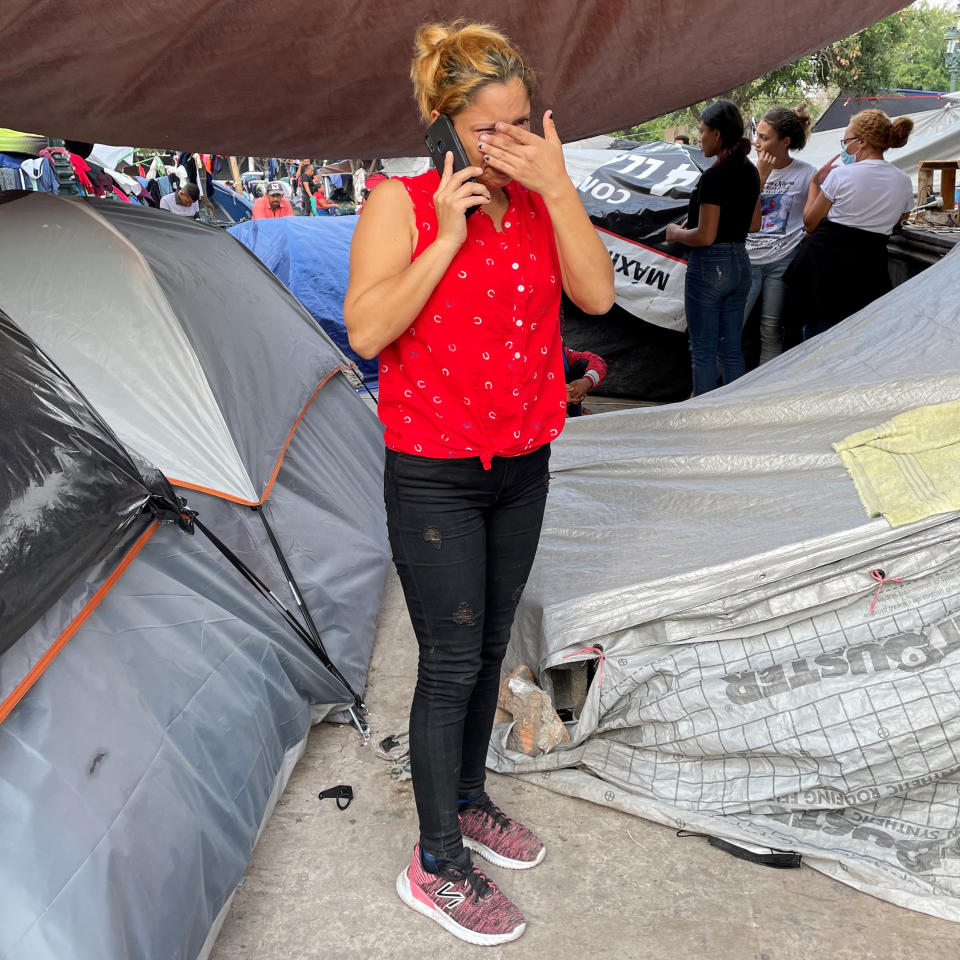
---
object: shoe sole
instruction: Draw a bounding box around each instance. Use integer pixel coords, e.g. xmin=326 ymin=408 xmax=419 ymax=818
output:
xmin=463 ymin=837 xmax=546 ymax=871
xmin=395 ymin=868 xmax=526 ymax=946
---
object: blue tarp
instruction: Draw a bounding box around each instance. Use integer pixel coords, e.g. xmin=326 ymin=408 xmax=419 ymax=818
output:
xmin=228 ymin=216 xmax=377 ymax=386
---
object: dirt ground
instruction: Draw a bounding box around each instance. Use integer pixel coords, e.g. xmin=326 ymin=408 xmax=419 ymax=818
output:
xmin=210 ymin=569 xmax=958 ymax=960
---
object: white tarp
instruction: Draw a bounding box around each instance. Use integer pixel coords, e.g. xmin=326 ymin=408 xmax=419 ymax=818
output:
xmin=492 ymin=243 xmax=960 ymax=920
xmin=800 ymin=92 xmax=960 ymax=193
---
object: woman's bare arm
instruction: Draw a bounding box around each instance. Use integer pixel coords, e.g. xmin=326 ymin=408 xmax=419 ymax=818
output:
xmin=343 ymin=158 xmax=490 ymax=359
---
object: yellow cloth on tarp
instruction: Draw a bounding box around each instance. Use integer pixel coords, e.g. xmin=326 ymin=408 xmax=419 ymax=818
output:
xmin=833 ymin=399 xmax=960 ymax=527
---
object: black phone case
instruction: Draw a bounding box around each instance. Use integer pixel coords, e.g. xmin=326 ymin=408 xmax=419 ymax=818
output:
xmin=424 ymin=114 xmax=479 ymax=217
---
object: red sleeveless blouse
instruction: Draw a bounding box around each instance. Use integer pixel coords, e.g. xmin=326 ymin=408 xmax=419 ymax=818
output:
xmin=378 ymin=169 xmax=566 ymax=468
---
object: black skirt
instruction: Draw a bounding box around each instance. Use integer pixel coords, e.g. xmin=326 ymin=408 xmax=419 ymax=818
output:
xmin=784 ymin=218 xmax=891 ymax=339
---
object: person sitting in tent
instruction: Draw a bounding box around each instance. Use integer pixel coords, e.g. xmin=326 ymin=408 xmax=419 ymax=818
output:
xmin=564 ymin=343 xmax=607 ymax=416
xmin=312 ymin=178 xmax=342 ymax=215
xmin=252 ymin=181 xmax=294 ymax=219
xmin=158 ymin=182 xmax=200 ymax=217
xmin=785 ymin=109 xmax=913 ymax=341
xmin=343 ymin=18 xmax=613 ymax=947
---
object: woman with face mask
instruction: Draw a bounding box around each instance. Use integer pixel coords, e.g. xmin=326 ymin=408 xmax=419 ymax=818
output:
xmin=343 ymin=19 xmax=614 ymax=946
xmin=786 ymin=109 xmax=914 ymax=341
xmin=743 ymin=105 xmax=815 ymax=364
xmin=666 ymin=100 xmax=762 ymax=396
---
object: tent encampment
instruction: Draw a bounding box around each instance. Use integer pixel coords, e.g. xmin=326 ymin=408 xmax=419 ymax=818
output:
xmin=492 ymin=243 xmax=960 ymax=921
xmin=0 ymin=193 xmax=391 ymax=960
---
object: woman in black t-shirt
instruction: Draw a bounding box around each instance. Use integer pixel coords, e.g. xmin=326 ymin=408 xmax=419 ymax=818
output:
xmin=666 ymin=100 xmax=761 ymax=396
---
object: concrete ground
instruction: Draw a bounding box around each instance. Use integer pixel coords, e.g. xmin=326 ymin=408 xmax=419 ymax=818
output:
xmin=211 ymin=570 xmax=958 ymax=960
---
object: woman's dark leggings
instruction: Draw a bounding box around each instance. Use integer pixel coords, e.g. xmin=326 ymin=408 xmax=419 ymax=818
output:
xmin=384 ymin=445 xmax=550 ymax=860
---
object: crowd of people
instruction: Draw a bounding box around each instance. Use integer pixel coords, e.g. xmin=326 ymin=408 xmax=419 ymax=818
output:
xmin=668 ymin=99 xmax=914 ymax=395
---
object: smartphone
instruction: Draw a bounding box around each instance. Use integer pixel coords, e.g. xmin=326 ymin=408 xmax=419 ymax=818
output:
xmin=424 ymin=114 xmax=479 ymax=217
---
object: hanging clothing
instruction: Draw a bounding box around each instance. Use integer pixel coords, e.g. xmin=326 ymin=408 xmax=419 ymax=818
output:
xmin=21 ymin=156 xmax=58 ymax=194
xmin=0 ymin=167 xmax=26 ymax=190
xmin=69 ymin=153 xmax=94 ymax=193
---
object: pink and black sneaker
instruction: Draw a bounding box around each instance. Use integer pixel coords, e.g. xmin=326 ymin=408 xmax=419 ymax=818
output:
xmin=396 ymin=844 xmax=526 ymax=945
xmin=459 ymin=795 xmax=546 ymax=870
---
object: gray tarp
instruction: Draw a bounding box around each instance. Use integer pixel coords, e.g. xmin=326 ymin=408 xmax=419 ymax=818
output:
xmin=0 ymin=1 xmax=908 ymax=157
xmin=492 ymin=244 xmax=960 ymax=920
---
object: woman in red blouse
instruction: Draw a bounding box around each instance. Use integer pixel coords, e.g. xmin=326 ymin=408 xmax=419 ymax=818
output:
xmin=344 ymin=21 xmax=613 ymax=945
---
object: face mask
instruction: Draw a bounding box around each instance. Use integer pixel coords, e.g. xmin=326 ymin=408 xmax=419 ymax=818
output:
xmin=840 ymin=144 xmax=859 ymax=165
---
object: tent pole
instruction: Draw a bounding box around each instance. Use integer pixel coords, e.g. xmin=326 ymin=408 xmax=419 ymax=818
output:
xmin=188 ymin=511 xmax=368 ymax=737
xmin=252 ymin=504 xmax=369 ymax=736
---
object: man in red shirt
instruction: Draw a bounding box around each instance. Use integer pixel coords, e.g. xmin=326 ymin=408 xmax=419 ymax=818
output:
xmin=252 ymin=182 xmax=294 ymax=219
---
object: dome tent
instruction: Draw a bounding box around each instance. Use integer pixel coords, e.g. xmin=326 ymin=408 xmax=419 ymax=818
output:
xmin=0 ymin=192 xmax=390 ymax=960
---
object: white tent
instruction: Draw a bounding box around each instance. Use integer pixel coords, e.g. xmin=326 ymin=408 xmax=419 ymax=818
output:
xmin=800 ymin=92 xmax=960 ymax=192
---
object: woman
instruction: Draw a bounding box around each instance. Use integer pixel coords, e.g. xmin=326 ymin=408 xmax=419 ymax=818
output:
xmin=343 ymin=20 xmax=613 ymax=946
xmin=666 ymin=100 xmax=761 ymax=396
xmin=787 ymin=109 xmax=913 ymax=340
xmin=743 ymin=105 xmax=815 ymax=363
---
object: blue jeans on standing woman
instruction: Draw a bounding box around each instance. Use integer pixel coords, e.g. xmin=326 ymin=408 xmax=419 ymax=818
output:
xmin=742 ymin=250 xmax=796 ymax=365
xmin=685 ymin=242 xmax=750 ymax=396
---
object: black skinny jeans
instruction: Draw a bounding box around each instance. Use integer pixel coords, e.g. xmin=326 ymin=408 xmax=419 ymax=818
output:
xmin=384 ymin=445 xmax=550 ymax=859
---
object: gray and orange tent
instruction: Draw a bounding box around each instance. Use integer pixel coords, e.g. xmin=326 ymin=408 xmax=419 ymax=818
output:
xmin=0 ymin=192 xmax=389 ymax=959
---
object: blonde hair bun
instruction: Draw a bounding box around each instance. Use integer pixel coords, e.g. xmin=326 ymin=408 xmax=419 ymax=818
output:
xmin=850 ymin=109 xmax=913 ymax=152
xmin=410 ymin=20 xmax=535 ymax=123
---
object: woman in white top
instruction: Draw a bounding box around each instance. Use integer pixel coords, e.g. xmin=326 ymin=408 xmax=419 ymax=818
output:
xmin=786 ymin=109 xmax=913 ymax=340
xmin=743 ymin=105 xmax=815 ymax=363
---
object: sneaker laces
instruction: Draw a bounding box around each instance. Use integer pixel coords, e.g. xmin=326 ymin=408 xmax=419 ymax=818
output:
xmin=439 ymin=858 xmax=495 ymax=904
xmin=467 ymin=795 xmax=513 ymax=834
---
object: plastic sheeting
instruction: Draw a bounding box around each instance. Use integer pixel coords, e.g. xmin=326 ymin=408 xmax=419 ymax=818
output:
xmin=0 ymin=1 xmax=908 ymax=158
xmin=0 ymin=310 xmax=151 ymax=654
xmin=227 ymin=217 xmax=377 ymax=385
xmin=802 ymin=93 xmax=960 ymax=193
xmin=492 ymin=245 xmax=960 ymax=920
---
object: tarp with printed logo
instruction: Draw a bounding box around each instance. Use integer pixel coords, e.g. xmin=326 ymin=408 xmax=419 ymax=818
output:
xmin=564 ymin=138 xmax=710 ymax=333
xmin=491 ymin=243 xmax=960 ymax=922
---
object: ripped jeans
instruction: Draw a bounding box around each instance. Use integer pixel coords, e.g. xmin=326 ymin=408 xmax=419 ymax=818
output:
xmin=384 ymin=444 xmax=550 ymax=859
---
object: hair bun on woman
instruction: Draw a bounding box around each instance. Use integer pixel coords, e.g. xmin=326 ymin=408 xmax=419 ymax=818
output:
xmin=410 ymin=20 xmax=534 ymax=124
xmin=888 ymin=116 xmax=914 ymax=150
xmin=793 ymin=103 xmax=813 ymax=139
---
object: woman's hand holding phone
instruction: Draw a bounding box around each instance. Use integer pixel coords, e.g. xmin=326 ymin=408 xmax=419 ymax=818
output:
xmin=432 ymin=152 xmax=490 ymax=249
xmin=478 ymin=110 xmax=568 ymax=201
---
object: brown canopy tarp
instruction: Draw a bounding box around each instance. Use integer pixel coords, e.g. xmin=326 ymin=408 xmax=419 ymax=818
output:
xmin=0 ymin=1 xmax=907 ymax=157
